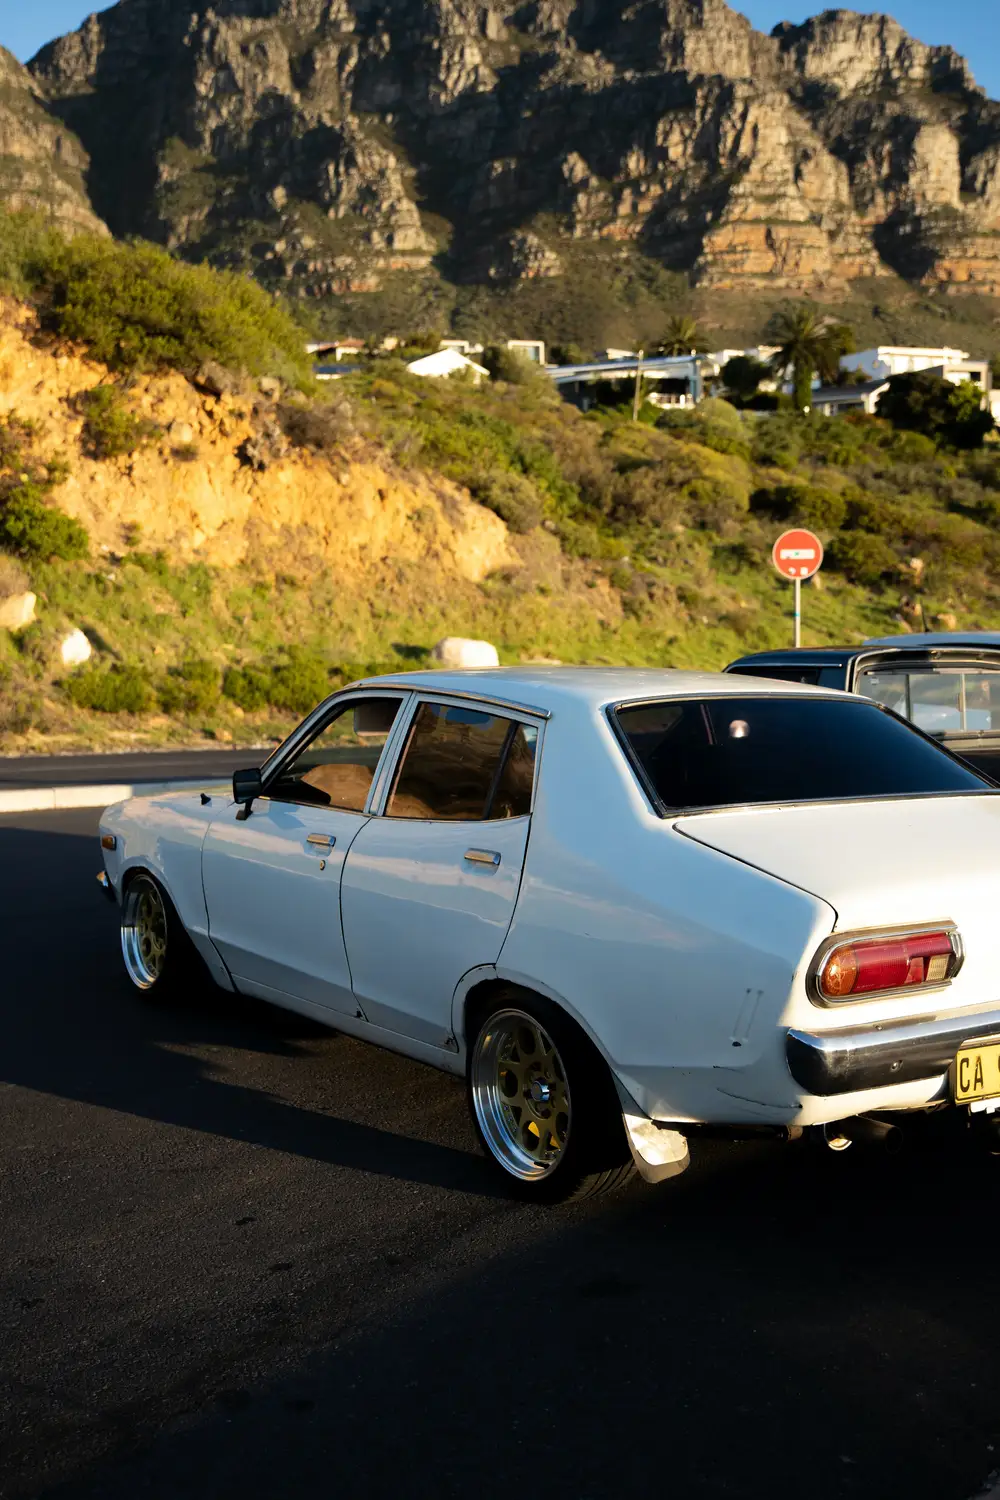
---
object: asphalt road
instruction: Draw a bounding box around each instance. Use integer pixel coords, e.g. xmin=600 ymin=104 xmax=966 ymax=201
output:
xmin=0 ymin=749 xmax=268 ymax=790
xmin=2 ymin=808 xmax=1000 ymax=1500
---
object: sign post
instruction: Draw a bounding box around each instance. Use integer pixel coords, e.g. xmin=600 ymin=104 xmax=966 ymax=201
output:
xmin=771 ymin=528 xmax=823 ymax=648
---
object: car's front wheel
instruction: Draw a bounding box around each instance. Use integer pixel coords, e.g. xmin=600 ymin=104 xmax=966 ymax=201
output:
xmin=468 ymin=990 xmax=636 ymax=1202
xmin=120 ymin=872 xmax=199 ymax=997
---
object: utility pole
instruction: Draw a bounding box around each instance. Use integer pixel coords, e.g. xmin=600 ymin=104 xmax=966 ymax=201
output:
xmin=632 ymin=349 xmax=644 ymax=422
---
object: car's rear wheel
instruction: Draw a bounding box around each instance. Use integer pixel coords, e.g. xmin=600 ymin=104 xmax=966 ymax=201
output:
xmin=121 ymin=872 xmax=199 ymax=997
xmin=468 ymin=989 xmax=636 ymax=1202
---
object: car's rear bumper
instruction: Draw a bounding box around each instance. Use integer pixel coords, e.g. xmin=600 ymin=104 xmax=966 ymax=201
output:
xmin=786 ymin=1006 xmax=1000 ymax=1096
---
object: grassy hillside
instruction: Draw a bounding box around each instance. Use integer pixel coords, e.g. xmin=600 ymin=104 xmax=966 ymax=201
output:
xmin=0 ymin=211 xmax=999 ymax=753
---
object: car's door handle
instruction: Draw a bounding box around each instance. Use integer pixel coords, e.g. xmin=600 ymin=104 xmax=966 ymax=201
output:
xmin=306 ymin=833 xmax=336 ymax=849
xmin=464 ymin=848 xmax=501 ymax=866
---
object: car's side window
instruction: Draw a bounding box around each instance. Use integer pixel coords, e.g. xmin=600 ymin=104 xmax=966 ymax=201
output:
xmin=267 ymin=696 xmax=404 ymax=811
xmin=386 ymin=702 xmax=537 ymax=821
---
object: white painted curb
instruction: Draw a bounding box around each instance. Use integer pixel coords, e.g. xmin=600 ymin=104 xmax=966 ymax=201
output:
xmin=0 ymin=779 xmax=231 ymax=815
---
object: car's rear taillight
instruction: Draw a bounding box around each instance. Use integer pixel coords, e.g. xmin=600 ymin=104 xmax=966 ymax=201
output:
xmin=814 ymin=925 xmax=962 ymax=1004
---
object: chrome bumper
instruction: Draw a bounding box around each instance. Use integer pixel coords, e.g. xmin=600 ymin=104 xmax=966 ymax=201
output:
xmin=786 ymin=1007 xmax=1000 ymax=1097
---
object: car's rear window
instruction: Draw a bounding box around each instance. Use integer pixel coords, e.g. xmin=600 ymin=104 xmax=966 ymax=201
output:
xmin=613 ymin=696 xmax=991 ymax=812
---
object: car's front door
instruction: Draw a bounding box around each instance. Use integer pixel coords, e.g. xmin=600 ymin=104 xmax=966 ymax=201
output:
xmin=201 ymin=692 xmax=407 ymax=1014
xmin=340 ymin=698 xmax=540 ymax=1046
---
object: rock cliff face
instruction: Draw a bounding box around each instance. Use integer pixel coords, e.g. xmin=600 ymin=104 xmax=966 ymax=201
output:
xmin=0 ymin=46 xmax=108 ymax=237
xmin=25 ymin=1 xmax=1000 ymax=295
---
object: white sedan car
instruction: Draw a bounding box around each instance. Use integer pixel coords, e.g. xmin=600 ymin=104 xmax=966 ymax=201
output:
xmin=98 ymin=668 xmax=1000 ymax=1200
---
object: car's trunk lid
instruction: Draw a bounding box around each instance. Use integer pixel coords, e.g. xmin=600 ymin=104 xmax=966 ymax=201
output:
xmin=675 ymin=793 xmax=1000 ymax=1013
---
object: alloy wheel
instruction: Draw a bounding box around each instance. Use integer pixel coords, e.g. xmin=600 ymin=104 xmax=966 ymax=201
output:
xmin=471 ymin=1008 xmax=572 ymax=1179
xmin=121 ymin=880 xmax=169 ymax=989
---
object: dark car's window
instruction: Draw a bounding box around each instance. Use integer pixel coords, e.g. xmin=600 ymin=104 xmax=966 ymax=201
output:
xmin=614 ymin=696 xmax=990 ymax=812
xmin=268 ymin=696 xmax=403 ymax=810
xmin=387 ymin=703 xmax=537 ymax=821
xmin=859 ymin=667 xmax=1000 ymax=736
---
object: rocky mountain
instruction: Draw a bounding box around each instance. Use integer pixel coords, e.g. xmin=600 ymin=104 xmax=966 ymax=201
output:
xmin=22 ymin=0 xmax=1000 ymax=300
xmin=0 ymin=46 xmax=107 ymax=237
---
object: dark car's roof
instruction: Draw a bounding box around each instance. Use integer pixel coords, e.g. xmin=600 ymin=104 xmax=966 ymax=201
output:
xmin=728 ymin=642 xmax=1000 ymax=670
xmin=727 ymin=648 xmax=860 ymax=668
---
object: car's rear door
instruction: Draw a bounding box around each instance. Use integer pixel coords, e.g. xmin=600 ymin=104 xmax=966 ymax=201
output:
xmin=340 ymin=696 xmax=541 ymax=1046
xmin=201 ymin=691 xmax=408 ymax=1015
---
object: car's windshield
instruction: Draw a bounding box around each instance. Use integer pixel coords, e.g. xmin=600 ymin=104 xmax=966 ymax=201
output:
xmin=614 ymin=695 xmax=992 ymax=812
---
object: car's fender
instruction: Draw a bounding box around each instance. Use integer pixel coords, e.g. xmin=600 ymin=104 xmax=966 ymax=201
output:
xmin=99 ymin=790 xmax=234 ymax=990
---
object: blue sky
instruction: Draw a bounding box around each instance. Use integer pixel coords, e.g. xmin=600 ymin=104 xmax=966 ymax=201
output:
xmin=2 ymin=0 xmax=998 ymax=99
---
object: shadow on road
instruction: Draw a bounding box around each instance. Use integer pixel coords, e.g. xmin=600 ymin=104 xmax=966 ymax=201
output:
xmin=0 ymin=817 xmax=496 ymax=1197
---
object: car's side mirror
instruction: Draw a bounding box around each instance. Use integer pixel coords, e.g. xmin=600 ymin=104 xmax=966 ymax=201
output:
xmin=233 ymin=767 xmax=263 ymax=819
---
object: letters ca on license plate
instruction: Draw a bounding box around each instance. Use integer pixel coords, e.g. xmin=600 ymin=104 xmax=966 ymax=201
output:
xmin=953 ymin=1039 xmax=1000 ymax=1104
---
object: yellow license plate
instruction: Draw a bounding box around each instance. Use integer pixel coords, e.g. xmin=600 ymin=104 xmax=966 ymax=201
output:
xmin=953 ymin=1039 xmax=1000 ymax=1103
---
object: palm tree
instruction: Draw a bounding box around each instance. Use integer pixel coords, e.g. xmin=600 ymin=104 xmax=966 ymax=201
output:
xmin=658 ymin=316 xmax=704 ymax=356
xmin=767 ymin=306 xmax=855 ymax=410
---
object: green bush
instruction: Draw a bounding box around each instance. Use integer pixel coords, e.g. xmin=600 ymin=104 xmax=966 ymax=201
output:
xmin=157 ymin=658 xmax=220 ymax=715
xmin=79 ymin=385 xmax=159 ymax=460
xmin=0 ymin=486 xmax=89 ymax=560
xmin=269 ymin=649 xmax=331 ymax=714
xmin=752 ymin=483 xmax=847 ymax=531
xmin=0 ymin=210 xmax=312 ymax=388
xmin=222 ymin=664 xmax=272 ymax=711
xmin=469 ymin=470 xmax=542 ymax=532
xmin=482 ymin=346 xmax=545 ymax=385
xmin=222 ymin=650 xmax=330 ymax=714
xmin=826 ymin=532 xmax=899 ymax=585
xmin=64 ymin=665 xmax=154 ymax=714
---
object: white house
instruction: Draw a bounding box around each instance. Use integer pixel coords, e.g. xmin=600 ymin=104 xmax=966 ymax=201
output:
xmin=811 ymin=380 xmax=889 ymax=418
xmin=406 ymin=348 xmax=490 ymax=383
xmin=306 ymin=338 xmax=366 ymax=362
xmin=438 ymin=337 xmax=546 ymax=364
xmin=841 ymin=346 xmax=977 ymax=382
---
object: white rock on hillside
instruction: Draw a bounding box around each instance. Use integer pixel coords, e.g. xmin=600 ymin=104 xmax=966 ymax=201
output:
xmin=431 ymin=637 xmax=500 ymax=669
xmin=0 ymin=591 xmax=36 ymax=631
xmin=61 ymin=628 xmax=93 ymax=666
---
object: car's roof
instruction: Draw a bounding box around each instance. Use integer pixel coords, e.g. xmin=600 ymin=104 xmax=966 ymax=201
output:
xmin=354 ymin=665 xmax=844 ymax=712
xmin=863 ymin=632 xmax=1000 ymax=650
xmin=728 ymin=648 xmax=855 ymax=666
xmin=730 ymin=635 xmax=1000 ymax=669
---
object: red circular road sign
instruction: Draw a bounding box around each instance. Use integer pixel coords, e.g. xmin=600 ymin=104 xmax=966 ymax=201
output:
xmin=772 ymin=528 xmax=823 ymax=580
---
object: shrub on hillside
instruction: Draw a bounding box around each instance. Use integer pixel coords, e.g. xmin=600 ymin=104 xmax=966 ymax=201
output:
xmin=0 ymin=213 xmax=63 ymax=302
xmin=157 ymin=658 xmax=220 ymax=715
xmin=79 ymin=385 xmax=159 ymax=460
xmin=469 ymin=470 xmax=543 ymax=532
xmin=0 ymin=485 xmax=89 ymax=561
xmin=277 ymin=398 xmax=354 ymax=452
xmin=876 ymin=372 xmax=995 ymax=450
xmin=657 ymin=407 xmax=750 ymax=461
xmin=269 ymin=649 xmax=331 ymax=714
xmin=482 ymin=347 xmax=546 ymax=385
xmin=222 ymin=664 xmax=272 ymax=712
xmin=222 ymin=650 xmax=330 ymax=715
xmin=752 ymin=483 xmax=847 ymax=531
xmin=826 ymin=532 xmax=898 ymax=585
xmin=0 ymin=211 xmax=312 ymax=388
xmin=63 ymin=665 xmax=155 ymax=714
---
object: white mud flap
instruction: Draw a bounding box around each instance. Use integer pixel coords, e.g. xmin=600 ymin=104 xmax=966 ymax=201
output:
xmin=614 ymin=1079 xmax=689 ymax=1185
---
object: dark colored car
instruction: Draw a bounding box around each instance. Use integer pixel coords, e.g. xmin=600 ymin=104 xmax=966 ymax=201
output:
xmin=725 ymin=633 xmax=1000 ymax=782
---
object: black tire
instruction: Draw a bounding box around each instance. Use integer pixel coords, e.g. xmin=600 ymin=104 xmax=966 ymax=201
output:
xmin=120 ymin=871 xmax=203 ymax=999
xmin=467 ymin=986 xmax=637 ymax=1202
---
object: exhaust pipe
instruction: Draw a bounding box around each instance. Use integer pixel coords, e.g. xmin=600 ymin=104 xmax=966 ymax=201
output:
xmin=822 ymin=1116 xmax=903 ymax=1154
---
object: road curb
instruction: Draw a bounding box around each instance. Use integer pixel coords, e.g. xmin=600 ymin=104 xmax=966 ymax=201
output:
xmin=0 ymin=779 xmax=231 ymax=814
